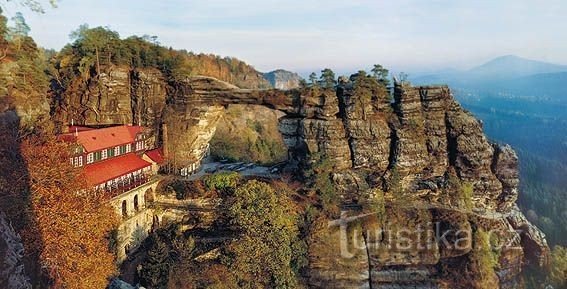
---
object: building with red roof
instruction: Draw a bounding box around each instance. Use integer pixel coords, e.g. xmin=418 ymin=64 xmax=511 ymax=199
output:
xmin=59 ymin=124 xmax=165 ymax=263
xmin=60 ymin=124 xmax=162 ymax=194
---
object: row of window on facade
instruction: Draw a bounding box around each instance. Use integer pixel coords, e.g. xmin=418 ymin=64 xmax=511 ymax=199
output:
xmin=70 ymin=141 xmax=146 ymax=167
xmin=94 ymin=167 xmax=152 ymax=192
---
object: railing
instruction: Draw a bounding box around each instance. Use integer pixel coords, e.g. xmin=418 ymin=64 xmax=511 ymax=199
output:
xmin=101 ymin=174 xmax=158 ymax=196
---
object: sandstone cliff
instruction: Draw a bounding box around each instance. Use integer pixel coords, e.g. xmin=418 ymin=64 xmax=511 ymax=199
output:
xmin=159 ymin=77 xmax=549 ymax=288
xmin=48 ymin=69 xmax=548 ymax=288
xmin=0 ymin=212 xmax=31 ymax=289
xmin=263 ymin=69 xmax=303 ymax=90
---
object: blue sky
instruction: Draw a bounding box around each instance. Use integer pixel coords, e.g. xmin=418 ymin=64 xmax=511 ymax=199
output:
xmin=3 ymin=0 xmax=567 ymax=75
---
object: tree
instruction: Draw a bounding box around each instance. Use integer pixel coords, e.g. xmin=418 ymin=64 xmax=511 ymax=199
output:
xmin=351 ymin=70 xmax=387 ymax=119
xmin=203 ymin=171 xmax=240 ymax=192
xmin=308 ymin=72 xmax=318 ymax=86
xmin=1 ymin=0 xmax=58 ymax=13
xmin=140 ymin=235 xmax=171 ymax=289
xmin=20 ymin=136 xmax=118 ymax=289
xmin=10 ymin=12 xmax=29 ymax=36
xmin=227 ymin=180 xmax=301 ymax=288
xmin=319 ymin=68 xmax=336 ymax=89
xmin=548 ymin=245 xmax=567 ymax=289
xmin=8 ymin=12 xmax=30 ymax=52
xmin=69 ymin=24 xmax=120 ymax=76
xmin=304 ymin=152 xmax=338 ymax=213
xmin=470 ymin=229 xmax=499 ymax=289
xmin=371 ymin=64 xmax=390 ymax=87
xmin=0 ymin=9 xmax=9 ymax=60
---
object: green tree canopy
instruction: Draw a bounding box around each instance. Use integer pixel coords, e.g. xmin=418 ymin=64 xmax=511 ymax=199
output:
xmin=227 ymin=180 xmax=301 ymax=288
xmin=69 ymin=24 xmax=121 ymax=75
xmin=351 ymin=70 xmax=389 ymax=118
xmin=308 ymin=72 xmax=318 ymax=86
xmin=1 ymin=0 xmax=58 ymax=13
xmin=10 ymin=12 xmax=29 ymax=36
xmin=319 ymin=68 xmax=336 ymax=89
xmin=371 ymin=64 xmax=390 ymax=87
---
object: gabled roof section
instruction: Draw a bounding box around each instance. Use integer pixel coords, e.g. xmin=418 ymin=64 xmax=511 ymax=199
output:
xmin=144 ymin=148 xmax=165 ymax=165
xmin=84 ymin=153 xmax=151 ymax=186
xmin=60 ymin=125 xmax=144 ymax=152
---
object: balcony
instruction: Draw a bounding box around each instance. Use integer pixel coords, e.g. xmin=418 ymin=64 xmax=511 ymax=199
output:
xmin=100 ymin=174 xmax=157 ymax=196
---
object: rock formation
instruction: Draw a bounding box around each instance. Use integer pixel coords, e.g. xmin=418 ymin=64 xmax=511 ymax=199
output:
xmin=263 ymin=69 xmax=303 ymax=90
xmin=0 ymin=212 xmax=31 ymax=289
xmin=50 ymin=70 xmax=549 ymax=288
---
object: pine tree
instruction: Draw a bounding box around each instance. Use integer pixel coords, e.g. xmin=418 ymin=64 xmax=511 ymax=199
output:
xmin=319 ymin=68 xmax=336 ymax=89
xmin=308 ymin=72 xmax=318 ymax=86
xmin=140 ymin=235 xmax=171 ymax=289
xmin=371 ymin=64 xmax=390 ymax=87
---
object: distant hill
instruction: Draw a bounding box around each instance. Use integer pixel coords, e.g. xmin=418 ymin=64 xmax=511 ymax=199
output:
xmin=468 ymin=55 xmax=567 ymax=80
xmin=411 ymin=55 xmax=567 ymax=102
xmin=262 ymin=69 xmax=302 ymax=90
xmin=491 ymin=71 xmax=567 ymax=101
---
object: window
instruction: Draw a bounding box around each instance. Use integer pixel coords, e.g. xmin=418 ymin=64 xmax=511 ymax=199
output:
xmin=136 ymin=141 xmax=145 ymax=151
xmin=94 ymin=151 xmax=102 ymax=161
xmin=120 ymin=145 xmax=126 ymax=154
xmin=108 ymin=148 xmax=114 ymax=157
xmin=126 ymin=144 xmax=131 ymax=153
xmin=101 ymin=149 xmax=107 ymax=160
xmin=115 ymin=146 xmax=120 ymax=156
xmin=72 ymin=156 xmax=81 ymax=167
xmin=87 ymin=153 xmax=94 ymax=164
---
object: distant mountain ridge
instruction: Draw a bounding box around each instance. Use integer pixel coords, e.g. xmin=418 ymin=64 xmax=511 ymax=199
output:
xmin=468 ymin=55 xmax=567 ymax=80
xmin=411 ymin=55 xmax=567 ymax=102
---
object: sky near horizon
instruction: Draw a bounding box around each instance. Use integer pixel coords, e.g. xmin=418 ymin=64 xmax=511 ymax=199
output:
xmin=2 ymin=0 xmax=567 ymax=75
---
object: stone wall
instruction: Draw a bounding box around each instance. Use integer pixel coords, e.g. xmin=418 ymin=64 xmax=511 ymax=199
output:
xmin=110 ymin=179 xmax=160 ymax=262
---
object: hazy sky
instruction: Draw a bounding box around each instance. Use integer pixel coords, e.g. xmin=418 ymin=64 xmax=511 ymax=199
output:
xmin=3 ymin=0 xmax=567 ymax=75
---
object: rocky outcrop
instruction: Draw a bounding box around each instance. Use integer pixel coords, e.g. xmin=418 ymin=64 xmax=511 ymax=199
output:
xmin=53 ymin=66 xmax=167 ymax=131
xmin=0 ymin=212 xmax=31 ymax=289
xmin=263 ymin=69 xmax=302 ymax=90
xmin=48 ymin=71 xmax=548 ymax=288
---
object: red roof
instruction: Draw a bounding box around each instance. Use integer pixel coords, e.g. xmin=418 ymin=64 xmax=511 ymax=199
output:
xmin=145 ymin=148 xmax=165 ymax=164
xmin=60 ymin=125 xmax=144 ymax=152
xmin=84 ymin=153 xmax=151 ymax=186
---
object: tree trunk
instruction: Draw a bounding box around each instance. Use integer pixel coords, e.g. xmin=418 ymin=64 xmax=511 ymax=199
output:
xmin=95 ymin=47 xmax=100 ymax=75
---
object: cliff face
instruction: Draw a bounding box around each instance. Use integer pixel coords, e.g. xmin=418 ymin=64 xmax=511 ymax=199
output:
xmin=263 ymin=69 xmax=302 ymax=90
xmin=48 ymin=71 xmax=548 ymax=288
xmin=53 ymin=66 xmax=166 ymax=128
xmin=0 ymin=212 xmax=31 ymax=289
xmin=293 ymin=83 xmax=549 ymax=289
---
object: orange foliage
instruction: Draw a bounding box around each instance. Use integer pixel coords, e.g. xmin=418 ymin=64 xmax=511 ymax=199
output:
xmin=20 ymin=136 xmax=118 ymax=289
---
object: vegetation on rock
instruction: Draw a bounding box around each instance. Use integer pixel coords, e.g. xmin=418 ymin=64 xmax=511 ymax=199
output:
xmin=210 ymin=105 xmax=287 ymax=165
xmin=51 ymin=25 xmax=271 ymax=88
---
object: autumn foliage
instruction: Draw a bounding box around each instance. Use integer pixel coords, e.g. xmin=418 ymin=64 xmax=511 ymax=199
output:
xmin=20 ymin=136 xmax=118 ymax=288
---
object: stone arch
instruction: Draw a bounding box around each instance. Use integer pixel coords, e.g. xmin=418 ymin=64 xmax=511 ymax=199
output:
xmin=145 ymin=188 xmax=154 ymax=203
xmin=121 ymin=200 xmax=127 ymax=218
xmin=133 ymin=194 xmax=139 ymax=211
